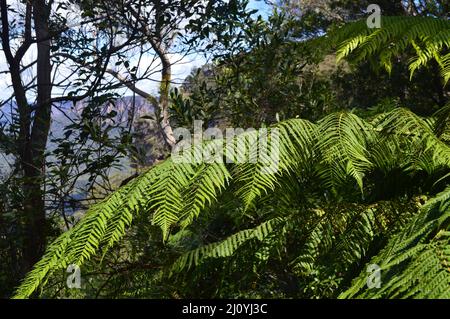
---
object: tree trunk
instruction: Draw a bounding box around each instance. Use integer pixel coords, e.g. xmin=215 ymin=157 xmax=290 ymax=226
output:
xmin=159 ymin=54 xmax=176 ymax=149
xmin=127 ymin=5 xmax=177 ymax=150
xmin=20 ymin=0 xmax=53 ymax=271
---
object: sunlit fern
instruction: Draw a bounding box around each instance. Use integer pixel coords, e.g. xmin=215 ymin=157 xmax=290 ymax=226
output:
xmin=13 ymin=109 xmax=450 ymax=298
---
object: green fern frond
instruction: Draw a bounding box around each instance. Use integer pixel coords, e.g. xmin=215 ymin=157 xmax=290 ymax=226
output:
xmin=290 ymin=210 xmax=334 ymax=275
xmin=373 ymin=108 xmax=450 ymax=171
xmin=316 ymin=112 xmax=373 ymax=191
xmin=232 ymin=119 xmax=315 ymax=210
xmin=291 ymin=201 xmax=415 ymax=277
xmin=148 ymin=160 xmax=196 ymax=238
xmin=179 ymin=163 xmax=231 ymax=228
xmin=14 ymin=110 xmax=450 ymax=298
xmin=169 ymin=217 xmax=287 ymax=274
xmin=434 ymin=103 xmax=450 ymax=138
xmin=340 ymin=187 xmax=450 ymax=299
xmin=13 ymin=160 xmax=194 ymax=298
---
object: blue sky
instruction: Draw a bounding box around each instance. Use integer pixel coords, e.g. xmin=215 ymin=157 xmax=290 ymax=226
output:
xmin=249 ymin=0 xmax=271 ymax=18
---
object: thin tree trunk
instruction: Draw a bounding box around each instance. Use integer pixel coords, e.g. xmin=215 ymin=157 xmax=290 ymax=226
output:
xmin=127 ymin=5 xmax=177 ymax=150
xmin=21 ymin=0 xmax=52 ymax=271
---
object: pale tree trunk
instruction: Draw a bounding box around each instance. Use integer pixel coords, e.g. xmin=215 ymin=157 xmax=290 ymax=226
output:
xmin=127 ymin=5 xmax=177 ymax=150
xmin=159 ymin=52 xmax=176 ymax=149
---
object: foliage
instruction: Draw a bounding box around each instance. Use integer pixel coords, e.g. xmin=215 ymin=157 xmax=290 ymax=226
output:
xmin=13 ymin=106 xmax=450 ymax=298
xmin=340 ymin=186 xmax=450 ymax=298
xmin=2 ymin=2 xmax=450 ymax=300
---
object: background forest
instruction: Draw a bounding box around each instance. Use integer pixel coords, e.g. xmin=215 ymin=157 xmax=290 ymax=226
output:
xmin=0 ymin=0 xmax=449 ymax=299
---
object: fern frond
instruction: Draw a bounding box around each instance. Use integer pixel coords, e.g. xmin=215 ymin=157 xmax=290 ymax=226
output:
xmin=316 ymin=112 xmax=373 ymax=191
xmin=434 ymin=103 xmax=450 ymax=138
xmin=148 ymin=160 xmax=196 ymax=238
xmin=179 ymin=162 xmax=231 ymax=228
xmin=14 ymin=111 xmax=450 ymax=298
xmin=13 ymin=160 xmax=194 ymax=298
xmin=373 ymin=108 xmax=450 ymax=171
xmin=169 ymin=217 xmax=287 ymax=274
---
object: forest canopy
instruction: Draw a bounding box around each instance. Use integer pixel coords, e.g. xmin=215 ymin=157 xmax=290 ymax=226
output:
xmin=0 ymin=0 xmax=449 ymax=300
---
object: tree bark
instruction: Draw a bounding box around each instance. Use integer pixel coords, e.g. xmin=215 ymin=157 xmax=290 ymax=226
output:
xmin=20 ymin=0 xmax=53 ymax=270
xmin=1 ymin=0 xmax=52 ymax=271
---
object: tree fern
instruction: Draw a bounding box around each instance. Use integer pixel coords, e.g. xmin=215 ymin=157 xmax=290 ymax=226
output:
xmin=315 ymin=112 xmax=373 ymax=191
xmin=13 ymin=110 xmax=450 ymax=298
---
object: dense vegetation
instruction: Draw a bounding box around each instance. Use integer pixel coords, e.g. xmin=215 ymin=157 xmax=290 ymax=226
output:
xmin=1 ymin=0 xmax=449 ymax=299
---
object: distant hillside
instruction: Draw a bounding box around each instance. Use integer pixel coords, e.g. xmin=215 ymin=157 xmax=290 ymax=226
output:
xmin=1 ymin=96 xmax=158 ymax=212
xmin=51 ymin=95 xmax=156 ymax=131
